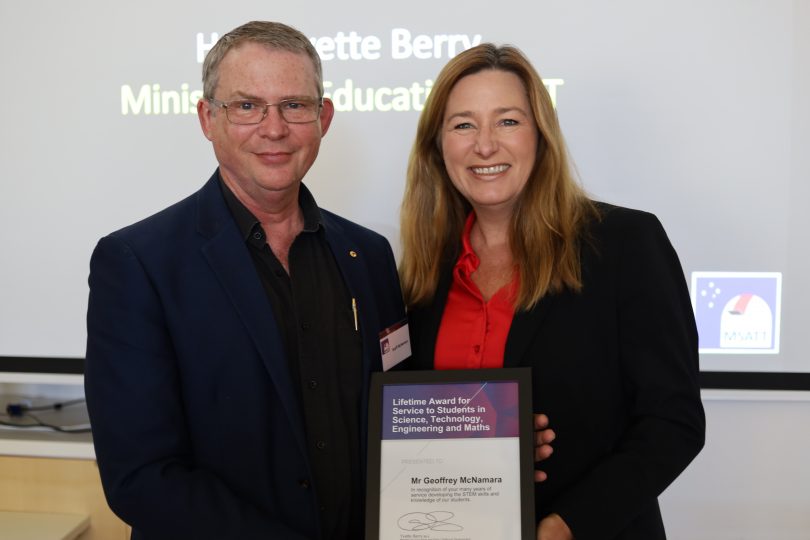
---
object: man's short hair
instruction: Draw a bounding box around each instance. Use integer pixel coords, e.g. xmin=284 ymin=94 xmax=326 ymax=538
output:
xmin=202 ymin=20 xmax=323 ymax=99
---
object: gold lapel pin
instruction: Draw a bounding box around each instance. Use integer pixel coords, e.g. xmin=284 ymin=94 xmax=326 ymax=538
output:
xmin=349 ymin=250 xmax=358 ymax=258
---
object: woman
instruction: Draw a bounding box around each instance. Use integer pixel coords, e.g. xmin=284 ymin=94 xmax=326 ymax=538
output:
xmin=400 ymin=44 xmax=705 ymax=540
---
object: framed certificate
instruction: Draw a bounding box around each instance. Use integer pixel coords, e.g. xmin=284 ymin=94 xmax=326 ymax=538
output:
xmin=365 ymin=368 xmax=535 ymax=540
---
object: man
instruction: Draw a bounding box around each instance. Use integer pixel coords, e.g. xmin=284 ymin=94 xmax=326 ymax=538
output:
xmin=85 ymin=21 xmax=405 ymax=539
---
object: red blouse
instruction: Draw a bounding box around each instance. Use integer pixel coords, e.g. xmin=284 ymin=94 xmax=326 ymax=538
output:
xmin=434 ymin=213 xmax=518 ymax=370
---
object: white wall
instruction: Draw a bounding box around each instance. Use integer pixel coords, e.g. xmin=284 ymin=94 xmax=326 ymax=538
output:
xmin=662 ymin=392 xmax=810 ymax=540
xmin=667 ymin=6 xmax=810 ymax=537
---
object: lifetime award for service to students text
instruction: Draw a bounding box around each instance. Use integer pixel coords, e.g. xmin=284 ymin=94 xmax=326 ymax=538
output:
xmin=365 ymin=368 xmax=535 ymax=540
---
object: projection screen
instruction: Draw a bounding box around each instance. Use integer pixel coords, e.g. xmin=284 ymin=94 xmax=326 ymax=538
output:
xmin=1 ymin=0 xmax=808 ymax=389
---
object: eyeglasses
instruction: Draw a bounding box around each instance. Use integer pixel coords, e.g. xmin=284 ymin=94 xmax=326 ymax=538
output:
xmin=207 ymin=97 xmax=323 ymax=125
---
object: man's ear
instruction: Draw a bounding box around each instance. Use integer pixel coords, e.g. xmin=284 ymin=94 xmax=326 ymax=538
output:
xmin=197 ymin=98 xmax=214 ymax=141
xmin=319 ymin=97 xmax=335 ymax=137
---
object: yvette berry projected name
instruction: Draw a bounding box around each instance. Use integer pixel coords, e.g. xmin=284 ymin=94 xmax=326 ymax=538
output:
xmin=120 ymin=28 xmax=563 ymax=116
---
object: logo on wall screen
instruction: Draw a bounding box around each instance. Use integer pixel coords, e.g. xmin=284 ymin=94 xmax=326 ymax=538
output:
xmin=690 ymin=272 xmax=782 ymax=354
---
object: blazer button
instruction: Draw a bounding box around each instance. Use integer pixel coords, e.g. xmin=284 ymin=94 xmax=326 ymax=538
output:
xmin=299 ymin=479 xmax=310 ymax=489
xmin=316 ymin=441 xmax=326 ymax=450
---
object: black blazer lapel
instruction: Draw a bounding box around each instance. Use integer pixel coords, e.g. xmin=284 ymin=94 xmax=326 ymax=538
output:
xmin=504 ymin=294 xmax=556 ymax=368
xmin=324 ymin=223 xmax=382 ymax=374
xmin=194 ymin=174 xmax=309 ymax=457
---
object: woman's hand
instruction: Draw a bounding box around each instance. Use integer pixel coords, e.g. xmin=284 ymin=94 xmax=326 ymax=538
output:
xmin=534 ymin=413 xmax=555 ymax=482
xmin=537 ymin=513 xmax=573 ymax=540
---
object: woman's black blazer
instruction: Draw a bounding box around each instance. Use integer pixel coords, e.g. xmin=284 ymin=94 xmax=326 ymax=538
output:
xmin=406 ymin=203 xmax=706 ymax=540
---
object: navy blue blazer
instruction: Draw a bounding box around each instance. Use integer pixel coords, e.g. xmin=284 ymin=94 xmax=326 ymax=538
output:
xmin=406 ymin=204 xmax=705 ymax=540
xmin=85 ymin=172 xmax=406 ymax=540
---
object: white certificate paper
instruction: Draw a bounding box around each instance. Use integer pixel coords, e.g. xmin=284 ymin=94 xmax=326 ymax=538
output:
xmin=366 ymin=369 xmax=534 ymax=540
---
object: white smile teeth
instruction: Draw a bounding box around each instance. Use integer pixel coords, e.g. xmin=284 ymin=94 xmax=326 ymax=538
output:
xmin=472 ymin=164 xmax=509 ymax=175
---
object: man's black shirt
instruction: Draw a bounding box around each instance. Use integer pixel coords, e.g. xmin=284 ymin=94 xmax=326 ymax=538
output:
xmin=221 ymin=178 xmax=363 ymax=540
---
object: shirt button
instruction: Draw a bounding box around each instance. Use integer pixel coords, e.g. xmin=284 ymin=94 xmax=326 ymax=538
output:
xmin=308 ymin=379 xmax=318 ymax=389
xmin=299 ymin=479 xmax=310 ymax=489
xmin=316 ymin=441 xmax=326 ymax=450
xmin=473 ymin=345 xmax=481 ymax=353
xmin=252 ymin=231 xmax=263 ymax=240
xmin=301 ymin=321 xmax=310 ymax=330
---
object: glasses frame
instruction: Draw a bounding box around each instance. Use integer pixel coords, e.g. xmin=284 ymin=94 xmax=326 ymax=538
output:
xmin=207 ymin=97 xmax=324 ymax=125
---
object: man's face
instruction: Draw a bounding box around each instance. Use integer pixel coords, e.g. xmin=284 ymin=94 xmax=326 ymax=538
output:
xmin=198 ymin=43 xmax=334 ymax=206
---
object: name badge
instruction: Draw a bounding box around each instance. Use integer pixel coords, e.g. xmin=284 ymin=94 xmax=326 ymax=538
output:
xmin=379 ymin=319 xmax=411 ymax=371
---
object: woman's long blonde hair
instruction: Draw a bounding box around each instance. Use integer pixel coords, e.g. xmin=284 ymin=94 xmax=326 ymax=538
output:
xmin=399 ymin=44 xmax=597 ymax=310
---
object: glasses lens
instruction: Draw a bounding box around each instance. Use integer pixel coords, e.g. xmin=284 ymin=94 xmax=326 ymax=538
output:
xmin=279 ymin=99 xmax=320 ymax=123
xmin=223 ymin=101 xmax=262 ymax=125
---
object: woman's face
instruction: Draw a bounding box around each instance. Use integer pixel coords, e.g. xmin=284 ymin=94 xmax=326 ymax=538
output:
xmin=440 ymin=69 xmax=538 ymax=216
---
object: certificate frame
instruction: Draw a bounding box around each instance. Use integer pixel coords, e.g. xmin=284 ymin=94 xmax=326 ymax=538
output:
xmin=365 ymin=367 xmax=535 ymax=540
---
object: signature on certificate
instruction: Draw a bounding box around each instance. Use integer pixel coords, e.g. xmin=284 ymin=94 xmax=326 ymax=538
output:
xmin=397 ymin=511 xmax=463 ymax=531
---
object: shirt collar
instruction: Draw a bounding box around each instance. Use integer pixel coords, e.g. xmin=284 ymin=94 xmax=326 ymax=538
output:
xmin=219 ymin=171 xmax=323 ymax=242
xmin=455 ymin=212 xmax=479 ymax=276
xmin=453 ymin=211 xmax=520 ymax=303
